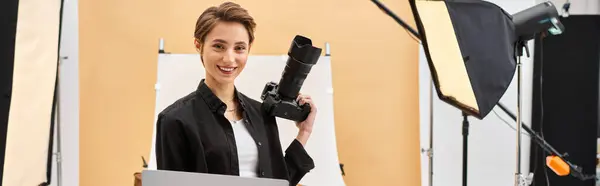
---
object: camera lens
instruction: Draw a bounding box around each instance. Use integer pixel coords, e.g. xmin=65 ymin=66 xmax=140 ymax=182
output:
xmin=277 ymin=35 xmax=322 ymax=100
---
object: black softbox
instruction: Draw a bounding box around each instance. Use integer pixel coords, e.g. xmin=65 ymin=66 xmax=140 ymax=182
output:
xmin=410 ymin=0 xmax=518 ymax=119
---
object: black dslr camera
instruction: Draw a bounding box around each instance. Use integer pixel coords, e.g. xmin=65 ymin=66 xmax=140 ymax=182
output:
xmin=261 ymin=35 xmax=322 ymax=122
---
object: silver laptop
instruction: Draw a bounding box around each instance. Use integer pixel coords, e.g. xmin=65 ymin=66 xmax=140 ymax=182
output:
xmin=142 ymin=170 xmax=289 ymax=186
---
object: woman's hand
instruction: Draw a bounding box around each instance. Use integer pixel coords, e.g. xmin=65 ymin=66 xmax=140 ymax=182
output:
xmin=295 ymin=93 xmax=316 ymax=146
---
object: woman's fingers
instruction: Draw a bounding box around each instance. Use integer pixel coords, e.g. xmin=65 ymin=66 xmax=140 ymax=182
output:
xmin=297 ymin=94 xmax=313 ymax=106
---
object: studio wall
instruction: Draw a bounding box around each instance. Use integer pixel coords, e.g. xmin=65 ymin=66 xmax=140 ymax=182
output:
xmin=79 ymin=0 xmax=420 ymax=186
xmin=539 ymin=0 xmax=600 ymax=15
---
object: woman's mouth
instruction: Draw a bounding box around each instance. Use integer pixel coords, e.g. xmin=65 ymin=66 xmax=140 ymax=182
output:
xmin=217 ymin=65 xmax=237 ymax=74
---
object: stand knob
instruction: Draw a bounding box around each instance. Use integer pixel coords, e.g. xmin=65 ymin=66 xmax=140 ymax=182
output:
xmin=517 ymin=173 xmax=534 ymax=186
xmin=420 ymin=148 xmax=433 ymax=157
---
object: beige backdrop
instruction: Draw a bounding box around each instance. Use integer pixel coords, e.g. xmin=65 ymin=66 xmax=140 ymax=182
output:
xmin=79 ymin=0 xmax=420 ymax=185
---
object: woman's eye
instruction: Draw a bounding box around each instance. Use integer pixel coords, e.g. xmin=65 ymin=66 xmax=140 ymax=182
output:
xmin=235 ymin=46 xmax=246 ymax=51
xmin=213 ymin=44 xmax=224 ymax=49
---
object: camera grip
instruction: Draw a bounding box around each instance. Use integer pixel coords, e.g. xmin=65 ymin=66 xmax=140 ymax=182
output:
xmin=298 ymin=101 xmax=311 ymax=121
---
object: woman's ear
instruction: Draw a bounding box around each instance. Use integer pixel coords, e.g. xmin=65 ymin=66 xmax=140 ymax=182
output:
xmin=194 ymin=39 xmax=202 ymax=53
xmin=194 ymin=39 xmax=205 ymax=66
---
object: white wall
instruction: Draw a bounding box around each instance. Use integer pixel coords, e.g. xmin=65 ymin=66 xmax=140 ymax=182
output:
xmin=51 ymin=0 xmax=79 ymax=185
xmin=537 ymin=0 xmax=600 ymax=15
xmin=419 ymin=1 xmax=537 ymax=186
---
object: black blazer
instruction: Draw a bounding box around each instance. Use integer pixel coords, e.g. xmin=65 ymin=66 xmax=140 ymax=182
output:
xmin=155 ymin=79 xmax=315 ymax=186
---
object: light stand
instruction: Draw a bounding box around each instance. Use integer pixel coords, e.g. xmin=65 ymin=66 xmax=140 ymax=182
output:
xmin=510 ymin=2 xmax=566 ymax=183
xmin=55 ymin=56 xmax=66 ymax=186
xmin=461 ymin=112 xmax=469 ymax=186
xmin=514 ymin=41 xmax=531 ymax=186
xmin=427 ymin=82 xmax=434 ymax=186
xmin=420 ymin=82 xmax=434 ymax=186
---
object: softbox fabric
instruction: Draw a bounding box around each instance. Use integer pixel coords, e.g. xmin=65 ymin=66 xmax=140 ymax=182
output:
xmin=410 ymin=0 xmax=517 ymax=119
xmin=0 ymin=0 xmax=62 ymax=185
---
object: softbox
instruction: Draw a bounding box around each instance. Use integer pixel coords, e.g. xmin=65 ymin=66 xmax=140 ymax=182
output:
xmin=0 ymin=0 xmax=63 ymax=185
xmin=409 ymin=0 xmax=518 ymax=119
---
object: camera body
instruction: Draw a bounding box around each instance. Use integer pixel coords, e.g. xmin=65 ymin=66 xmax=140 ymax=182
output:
xmin=260 ymin=35 xmax=322 ymax=122
xmin=261 ymin=82 xmax=311 ymax=122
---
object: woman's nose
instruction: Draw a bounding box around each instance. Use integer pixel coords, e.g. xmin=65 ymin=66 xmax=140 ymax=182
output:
xmin=223 ymin=50 xmax=236 ymax=63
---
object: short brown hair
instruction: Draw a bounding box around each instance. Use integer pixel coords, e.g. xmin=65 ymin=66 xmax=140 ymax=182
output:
xmin=194 ymin=2 xmax=256 ymax=46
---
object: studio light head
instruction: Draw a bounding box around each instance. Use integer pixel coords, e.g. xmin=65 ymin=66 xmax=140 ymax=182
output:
xmin=261 ymin=35 xmax=322 ymax=122
xmin=512 ymin=1 xmax=565 ymax=41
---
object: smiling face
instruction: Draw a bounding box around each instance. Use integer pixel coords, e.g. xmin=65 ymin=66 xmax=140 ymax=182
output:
xmin=196 ymin=21 xmax=250 ymax=85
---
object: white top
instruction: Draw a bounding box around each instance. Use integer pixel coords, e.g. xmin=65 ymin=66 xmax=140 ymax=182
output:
xmin=230 ymin=119 xmax=259 ymax=177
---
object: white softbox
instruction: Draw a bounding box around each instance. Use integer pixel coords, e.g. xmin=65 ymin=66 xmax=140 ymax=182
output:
xmin=0 ymin=0 xmax=63 ymax=185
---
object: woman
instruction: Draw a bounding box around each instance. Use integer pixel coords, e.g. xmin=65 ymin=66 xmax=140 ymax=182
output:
xmin=154 ymin=2 xmax=316 ymax=185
